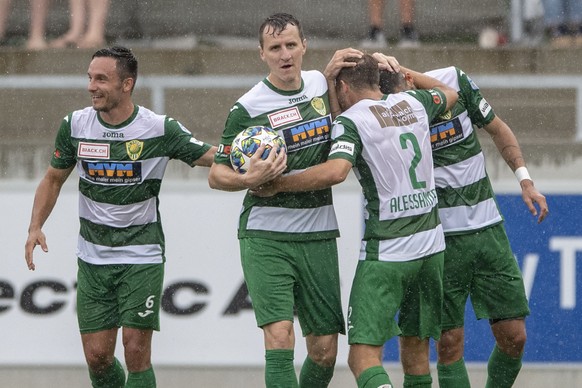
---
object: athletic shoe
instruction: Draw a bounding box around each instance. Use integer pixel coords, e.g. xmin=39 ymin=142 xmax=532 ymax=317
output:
xmin=360 ymin=31 xmax=387 ymax=49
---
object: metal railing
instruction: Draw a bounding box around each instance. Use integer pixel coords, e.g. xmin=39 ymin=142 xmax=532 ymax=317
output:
xmin=1 ymin=74 xmax=581 ymax=140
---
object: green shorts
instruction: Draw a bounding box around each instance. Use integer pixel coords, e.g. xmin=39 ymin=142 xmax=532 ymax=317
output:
xmin=76 ymin=259 xmax=164 ymax=334
xmin=347 ymin=252 xmax=444 ymax=346
xmin=239 ymin=237 xmax=345 ymax=337
xmin=442 ymin=223 xmax=530 ymax=331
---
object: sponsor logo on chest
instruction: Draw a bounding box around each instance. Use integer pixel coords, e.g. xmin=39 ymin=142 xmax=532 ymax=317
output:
xmin=430 ymin=116 xmax=465 ymax=150
xmin=77 ymin=142 xmax=110 ymax=159
xmin=268 ymin=107 xmax=302 ymax=128
xmin=280 ymin=115 xmax=332 ymax=152
xmin=81 ymin=160 xmax=142 ymax=185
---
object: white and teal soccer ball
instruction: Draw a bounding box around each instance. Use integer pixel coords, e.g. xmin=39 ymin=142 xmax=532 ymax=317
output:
xmin=230 ymin=126 xmax=286 ymax=174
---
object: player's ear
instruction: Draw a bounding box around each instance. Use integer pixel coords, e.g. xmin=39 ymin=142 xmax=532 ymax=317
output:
xmin=122 ymin=77 xmax=134 ymax=93
xmin=301 ymin=39 xmax=307 ymax=54
xmin=259 ymin=45 xmax=265 ymax=62
xmin=404 ymin=72 xmax=415 ymax=89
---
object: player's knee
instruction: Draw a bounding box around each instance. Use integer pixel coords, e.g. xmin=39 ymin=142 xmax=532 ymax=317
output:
xmin=503 ymin=329 xmax=527 ymax=354
xmin=85 ymin=351 xmax=115 ymax=373
xmin=437 ymin=330 xmax=464 ymax=364
xmin=308 ymin=345 xmax=337 ymax=367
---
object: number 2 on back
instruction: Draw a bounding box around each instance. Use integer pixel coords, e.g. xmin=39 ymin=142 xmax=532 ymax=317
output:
xmin=399 ymin=133 xmax=426 ymax=189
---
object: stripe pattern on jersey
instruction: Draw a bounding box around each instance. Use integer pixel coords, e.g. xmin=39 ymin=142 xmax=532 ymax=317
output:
xmin=332 ymin=91 xmax=446 ymax=262
xmin=216 ymin=70 xmax=339 ymax=241
xmin=51 ymin=105 xmax=210 ymax=265
xmin=425 ymin=66 xmax=502 ymax=235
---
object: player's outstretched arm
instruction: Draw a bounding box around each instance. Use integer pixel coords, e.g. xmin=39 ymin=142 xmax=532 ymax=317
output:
xmin=483 ymin=116 xmax=548 ymax=223
xmin=25 ymin=165 xmax=73 ymax=271
xmin=193 ymin=146 xmax=218 ymax=167
xmin=252 ymin=158 xmax=352 ymax=197
xmin=208 ymin=143 xmax=287 ymax=192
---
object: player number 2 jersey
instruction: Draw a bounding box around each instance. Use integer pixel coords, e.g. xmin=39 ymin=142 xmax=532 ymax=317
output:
xmin=328 ymin=90 xmax=447 ymax=262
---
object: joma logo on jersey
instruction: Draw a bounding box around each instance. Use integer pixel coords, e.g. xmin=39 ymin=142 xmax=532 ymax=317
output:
xmin=282 ymin=116 xmax=332 ymax=152
xmin=102 ymin=131 xmax=124 ymax=139
xmin=82 ymin=161 xmax=142 ymax=184
xmin=288 ymin=95 xmax=308 ymax=105
xmin=430 ymin=117 xmax=464 ymax=150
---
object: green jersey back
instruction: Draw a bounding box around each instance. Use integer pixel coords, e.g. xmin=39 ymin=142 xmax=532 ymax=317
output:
xmin=51 ymin=105 xmax=212 ymax=265
xmin=214 ymin=70 xmax=339 ymax=241
xmin=328 ymin=89 xmax=448 ymax=262
xmin=426 ymin=67 xmax=502 ymax=235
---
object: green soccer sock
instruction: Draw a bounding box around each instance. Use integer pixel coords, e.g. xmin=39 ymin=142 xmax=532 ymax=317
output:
xmin=437 ymin=358 xmax=471 ymax=388
xmin=485 ymin=345 xmax=523 ymax=388
xmin=125 ymin=366 xmax=156 ymax=388
xmin=299 ymin=355 xmax=335 ymax=387
xmin=265 ymin=349 xmax=299 ymax=388
xmin=403 ymin=373 xmax=432 ymax=387
xmin=89 ymin=357 xmax=125 ymax=388
xmin=356 ymin=365 xmax=392 ymax=388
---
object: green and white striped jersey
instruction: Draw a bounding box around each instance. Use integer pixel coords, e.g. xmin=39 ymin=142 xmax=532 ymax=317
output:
xmin=215 ymin=70 xmax=339 ymax=241
xmin=51 ymin=105 xmax=212 ymax=265
xmin=425 ymin=67 xmax=502 ymax=235
xmin=328 ymin=89 xmax=448 ymax=262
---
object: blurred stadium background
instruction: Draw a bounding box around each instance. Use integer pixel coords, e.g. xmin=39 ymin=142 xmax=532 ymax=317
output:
xmin=1 ymin=0 xmax=581 ymax=387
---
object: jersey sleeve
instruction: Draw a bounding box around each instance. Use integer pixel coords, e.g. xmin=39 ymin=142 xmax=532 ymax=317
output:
xmin=214 ymin=102 xmax=251 ymax=167
xmin=456 ymin=67 xmax=496 ymax=128
xmin=50 ymin=114 xmax=77 ymax=169
xmin=405 ymin=88 xmax=448 ymax=123
xmin=326 ymin=116 xmax=361 ymax=166
xmin=164 ymin=117 xmax=212 ymax=166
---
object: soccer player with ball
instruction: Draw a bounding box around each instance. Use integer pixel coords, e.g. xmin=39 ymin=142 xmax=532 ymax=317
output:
xmin=252 ymin=54 xmax=459 ymax=388
xmin=208 ymin=12 xmax=370 ymax=387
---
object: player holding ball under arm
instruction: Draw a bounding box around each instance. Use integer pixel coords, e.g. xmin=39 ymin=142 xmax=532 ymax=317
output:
xmin=208 ymin=12 xmax=353 ymax=387
xmin=207 ymin=12 xmax=405 ymax=387
xmin=251 ymin=54 xmax=459 ymax=388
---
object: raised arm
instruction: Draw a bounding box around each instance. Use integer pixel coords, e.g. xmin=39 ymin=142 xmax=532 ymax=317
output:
xmin=400 ymin=66 xmax=458 ymax=111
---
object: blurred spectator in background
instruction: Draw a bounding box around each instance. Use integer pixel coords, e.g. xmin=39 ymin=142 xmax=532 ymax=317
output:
xmin=541 ymin=0 xmax=582 ymax=47
xmin=361 ymin=0 xmax=419 ymax=48
xmin=0 ymin=0 xmax=11 ymax=44
xmin=0 ymin=0 xmax=50 ymax=49
xmin=51 ymin=0 xmax=110 ymax=48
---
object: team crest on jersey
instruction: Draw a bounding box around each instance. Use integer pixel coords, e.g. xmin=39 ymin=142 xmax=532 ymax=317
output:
xmin=126 ymin=140 xmax=144 ymax=161
xmin=438 ymin=110 xmax=453 ymax=121
xmin=311 ymin=97 xmax=327 ymax=116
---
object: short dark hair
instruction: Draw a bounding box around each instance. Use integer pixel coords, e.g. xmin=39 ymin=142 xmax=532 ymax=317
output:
xmin=92 ymin=46 xmax=138 ymax=91
xmin=259 ymin=13 xmax=304 ymax=48
xmin=379 ymin=70 xmax=407 ymax=95
xmin=337 ymin=54 xmax=380 ymax=91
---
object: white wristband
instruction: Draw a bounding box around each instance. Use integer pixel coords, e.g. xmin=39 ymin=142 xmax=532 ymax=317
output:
xmin=514 ymin=167 xmax=531 ymax=182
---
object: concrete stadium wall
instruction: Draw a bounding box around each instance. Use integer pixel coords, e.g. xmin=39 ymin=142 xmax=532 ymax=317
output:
xmin=4 ymin=0 xmax=509 ymax=42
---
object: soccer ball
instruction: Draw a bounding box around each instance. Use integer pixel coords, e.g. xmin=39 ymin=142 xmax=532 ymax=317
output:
xmin=230 ymin=126 xmax=286 ymax=174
